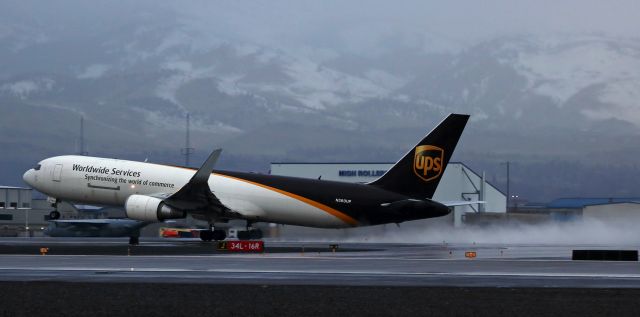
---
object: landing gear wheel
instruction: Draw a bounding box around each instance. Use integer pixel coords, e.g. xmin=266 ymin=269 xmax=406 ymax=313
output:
xmin=129 ymin=236 xmax=139 ymax=245
xmin=200 ymin=230 xmax=213 ymax=242
xmin=49 ymin=210 xmax=61 ymax=220
xmin=238 ymin=229 xmax=263 ymax=240
xmin=212 ymin=229 xmax=227 ymax=241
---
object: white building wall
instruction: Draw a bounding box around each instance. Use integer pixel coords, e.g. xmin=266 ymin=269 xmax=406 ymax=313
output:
xmin=583 ymin=203 xmax=640 ymax=223
xmin=0 ymin=186 xmax=32 ymax=209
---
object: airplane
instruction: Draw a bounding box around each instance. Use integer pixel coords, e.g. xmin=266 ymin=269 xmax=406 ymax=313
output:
xmin=23 ymin=114 xmax=474 ymax=241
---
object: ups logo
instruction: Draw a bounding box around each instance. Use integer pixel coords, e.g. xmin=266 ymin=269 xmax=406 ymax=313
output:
xmin=413 ymin=145 xmax=444 ymax=182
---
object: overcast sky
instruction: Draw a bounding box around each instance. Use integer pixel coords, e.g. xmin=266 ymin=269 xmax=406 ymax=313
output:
xmin=172 ymin=0 xmax=640 ymax=51
xmin=3 ymin=0 xmax=639 ymax=54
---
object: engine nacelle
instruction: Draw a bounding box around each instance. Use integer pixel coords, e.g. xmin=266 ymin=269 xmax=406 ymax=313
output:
xmin=125 ymin=194 xmax=186 ymax=222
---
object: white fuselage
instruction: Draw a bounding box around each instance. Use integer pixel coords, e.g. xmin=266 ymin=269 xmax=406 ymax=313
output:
xmin=23 ymin=155 xmax=351 ymax=228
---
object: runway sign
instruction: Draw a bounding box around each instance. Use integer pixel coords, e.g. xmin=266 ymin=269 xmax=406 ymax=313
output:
xmin=218 ymin=240 xmax=264 ymax=252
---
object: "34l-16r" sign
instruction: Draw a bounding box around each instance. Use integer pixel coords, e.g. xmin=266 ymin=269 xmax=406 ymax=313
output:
xmin=217 ymin=240 xmax=264 ymax=252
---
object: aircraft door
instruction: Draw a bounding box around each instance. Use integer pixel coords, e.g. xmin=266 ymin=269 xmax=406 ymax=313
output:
xmin=53 ymin=164 xmax=63 ymax=182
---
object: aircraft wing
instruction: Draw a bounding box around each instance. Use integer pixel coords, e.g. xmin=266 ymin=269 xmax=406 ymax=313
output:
xmin=160 ymin=149 xmax=232 ymax=217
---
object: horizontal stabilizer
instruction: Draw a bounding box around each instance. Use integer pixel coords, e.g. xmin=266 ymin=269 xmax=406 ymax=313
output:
xmin=441 ymin=201 xmax=485 ymax=207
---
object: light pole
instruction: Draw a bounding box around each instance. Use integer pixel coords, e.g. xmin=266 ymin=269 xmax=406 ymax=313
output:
xmin=25 ymin=208 xmax=29 ymax=238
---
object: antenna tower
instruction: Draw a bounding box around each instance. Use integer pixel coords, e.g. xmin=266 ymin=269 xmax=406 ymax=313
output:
xmin=181 ymin=113 xmax=194 ymax=166
xmin=79 ymin=115 xmax=88 ymax=156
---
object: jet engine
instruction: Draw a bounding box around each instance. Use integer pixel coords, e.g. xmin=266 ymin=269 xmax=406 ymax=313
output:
xmin=125 ymin=195 xmax=186 ymax=222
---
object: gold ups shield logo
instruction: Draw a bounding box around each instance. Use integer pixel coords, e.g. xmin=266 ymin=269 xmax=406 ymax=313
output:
xmin=413 ymin=145 xmax=444 ymax=182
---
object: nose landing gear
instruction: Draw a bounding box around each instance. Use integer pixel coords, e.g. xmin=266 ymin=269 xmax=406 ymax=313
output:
xmin=49 ymin=199 xmax=61 ymax=220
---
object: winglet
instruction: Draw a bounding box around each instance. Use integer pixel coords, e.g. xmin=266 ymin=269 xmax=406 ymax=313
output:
xmin=442 ymin=201 xmax=486 ymax=207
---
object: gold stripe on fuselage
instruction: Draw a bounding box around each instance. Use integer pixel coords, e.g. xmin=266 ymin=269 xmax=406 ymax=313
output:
xmin=159 ymin=163 xmax=359 ymax=226
xmin=215 ymin=173 xmax=359 ymax=227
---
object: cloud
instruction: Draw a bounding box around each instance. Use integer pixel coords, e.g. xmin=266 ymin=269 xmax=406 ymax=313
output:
xmin=77 ymin=64 xmax=110 ymax=79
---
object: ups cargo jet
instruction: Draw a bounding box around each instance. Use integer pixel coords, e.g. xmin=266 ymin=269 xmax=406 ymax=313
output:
xmin=23 ymin=114 xmax=473 ymax=241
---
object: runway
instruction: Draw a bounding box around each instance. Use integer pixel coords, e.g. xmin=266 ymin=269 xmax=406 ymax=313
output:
xmin=2 ymin=238 xmax=640 ymax=316
xmin=1 ymin=237 xmax=639 ymax=288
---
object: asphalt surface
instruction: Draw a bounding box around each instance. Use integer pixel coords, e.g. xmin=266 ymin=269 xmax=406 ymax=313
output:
xmin=1 ymin=237 xmax=639 ymax=316
xmin=2 ymin=282 xmax=640 ymax=317
xmin=1 ymin=237 xmax=639 ymax=288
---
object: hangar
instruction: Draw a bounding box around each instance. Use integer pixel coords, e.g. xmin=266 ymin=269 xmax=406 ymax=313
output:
xmin=583 ymin=202 xmax=640 ymax=223
xmin=545 ymin=198 xmax=640 ymax=224
xmin=545 ymin=198 xmax=640 ymax=221
xmin=0 ymin=186 xmax=49 ymax=236
xmin=270 ymin=162 xmax=506 ymax=229
xmin=0 ymin=185 xmax=32 ymax=210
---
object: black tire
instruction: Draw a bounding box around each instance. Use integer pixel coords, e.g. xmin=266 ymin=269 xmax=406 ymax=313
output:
xmin=212 ymin=229 xmax=227 ymax=241
xmin=237 ymin=230 xmax=250 ymax=240
xmin=249 ymin=229 xmax=263 ymax=240
xmin=200 ymin=230 xmax=213 ymax=242
xmin=49 ymin=210 xmax=61 ymax=220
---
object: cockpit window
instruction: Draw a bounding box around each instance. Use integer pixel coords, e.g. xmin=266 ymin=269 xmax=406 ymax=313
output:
xmin=34 ymin=164 xmax=41 ymax=171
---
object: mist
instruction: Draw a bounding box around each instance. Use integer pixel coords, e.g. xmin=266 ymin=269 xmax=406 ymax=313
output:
xmin=278 ymin=218 xmax=640 ymax=246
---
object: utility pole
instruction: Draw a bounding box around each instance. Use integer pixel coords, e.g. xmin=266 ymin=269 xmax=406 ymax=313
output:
xmin=79 ymin=116 xmax=88 ymax=156
xmin=181 ymin=113 xmax=194 ymax=167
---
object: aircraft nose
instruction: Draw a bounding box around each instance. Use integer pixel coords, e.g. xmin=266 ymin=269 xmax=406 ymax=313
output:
xmin=23 ymin=169 xmax=35 ymax=186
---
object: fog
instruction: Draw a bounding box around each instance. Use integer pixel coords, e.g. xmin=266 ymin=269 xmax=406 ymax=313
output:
xmin=279 ymin=218 xmax=640 ymax=246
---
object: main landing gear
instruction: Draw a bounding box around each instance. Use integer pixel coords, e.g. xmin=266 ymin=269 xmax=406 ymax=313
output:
xmin=237 ymin=229 xmax=263 ymax=240
xmin=238 ymin=221 xmax=263 ymax=240
xmin=199 ymin=225 xmax=264 ymax=242
xmin=200 ymin=225 xmax=227 ymax=242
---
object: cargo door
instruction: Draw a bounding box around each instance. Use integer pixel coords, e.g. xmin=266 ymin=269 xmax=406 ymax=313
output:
xmin=52 ymin=164 xmax=63 ymax=182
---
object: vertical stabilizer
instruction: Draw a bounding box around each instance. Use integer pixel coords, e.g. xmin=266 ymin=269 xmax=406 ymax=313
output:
xmin=369 ymin=114 xmax=469 ymax=199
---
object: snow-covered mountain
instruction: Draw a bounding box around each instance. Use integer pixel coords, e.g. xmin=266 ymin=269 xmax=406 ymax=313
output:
xmin=5 ymin=24 xmax=640 ymax=151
